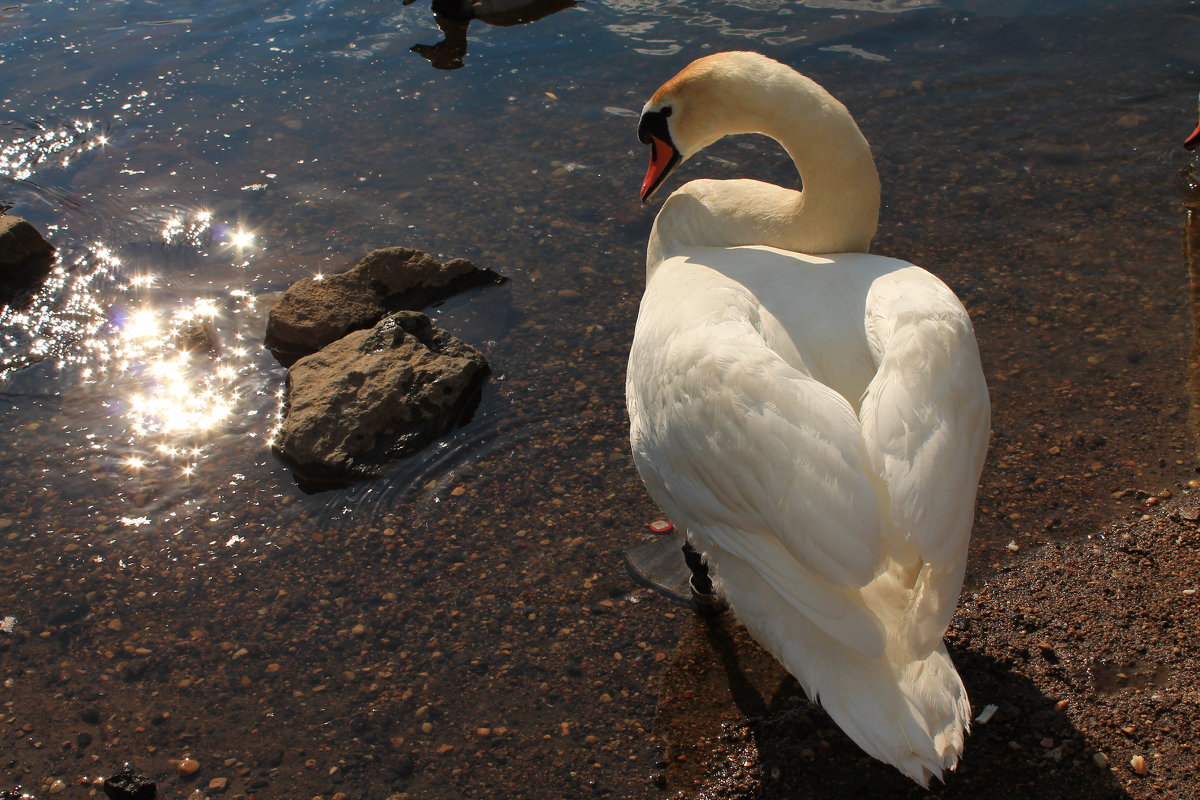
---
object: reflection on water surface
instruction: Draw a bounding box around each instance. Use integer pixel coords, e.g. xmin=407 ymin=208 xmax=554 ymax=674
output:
xmin=1 ymin=0 xmax=1198 ymax=797
xmin=407 ymin=0 xmax=579 ymax=70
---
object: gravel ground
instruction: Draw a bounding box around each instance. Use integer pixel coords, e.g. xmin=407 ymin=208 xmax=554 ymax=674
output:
xmin=654 ymin=489 xmax=1200 ymax=800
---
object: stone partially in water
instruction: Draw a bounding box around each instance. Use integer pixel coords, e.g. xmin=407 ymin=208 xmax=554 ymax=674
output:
xmin=274 ymin=310 xmax=489 ymax=485
xmin=0 ymin=214 xmax=56 ymax=306
xmin=102 ymin=766 xmax=157 ymax=800
xmin=264 ymin=246 xmax=504 ymax=366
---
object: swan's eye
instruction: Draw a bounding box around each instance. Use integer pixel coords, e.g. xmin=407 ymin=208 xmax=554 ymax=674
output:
xmin=661 ymin=106 xmax=673 ymax=117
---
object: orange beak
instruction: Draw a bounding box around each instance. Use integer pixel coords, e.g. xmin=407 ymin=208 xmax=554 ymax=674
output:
xmin=640 ymin=135 xmax=680 ymax=203
xmin=1186 ymin=120 xmax=1200 ymax=152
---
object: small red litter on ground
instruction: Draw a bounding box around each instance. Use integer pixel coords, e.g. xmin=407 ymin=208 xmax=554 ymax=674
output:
xmin=647 ymin=519 xmax=674 ymax=533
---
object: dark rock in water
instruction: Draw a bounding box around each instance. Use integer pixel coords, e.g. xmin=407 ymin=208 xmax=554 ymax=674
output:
xmin=47 ymin=595 xmax=91 ymax=625
xmin=103 ymin=766 xmax=157 ymax=800
xmin=264 ymin=247 xmax=504 ymax=366
xmin=273 ymin=310 xmax=489 ymax=485
xmin=173 ymin=320 xmax=220 ymax=356
xmin=0 ymin=214 xmax=56 ymax=306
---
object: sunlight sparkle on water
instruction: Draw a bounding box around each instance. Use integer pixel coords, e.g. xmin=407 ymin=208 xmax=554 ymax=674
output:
xmin=0 ymin=127 xmax=264 ymax=476
xmin=162 ymin=210 xmax=213 ymax=246
xmin=0 ymin=119 xmax=104 ymax=182
xmin=89 ymin=291 xmax=258 ymax=475
xmin=229 ymin=230 xmax=255 ymax=249
xmin=122 ymin=309 xmax=160 ymax=341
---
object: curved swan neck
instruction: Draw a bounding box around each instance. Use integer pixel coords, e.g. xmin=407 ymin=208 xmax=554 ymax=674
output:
xmin=647 ymin=54 xmax=880 ymax=271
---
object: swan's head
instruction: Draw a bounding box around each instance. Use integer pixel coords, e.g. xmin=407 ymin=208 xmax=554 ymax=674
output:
xmin=637 ymin=101 xmax=682 ymax=203
xmin=637 ymin=52 xmax=804 ymax=202
xmin=637 ymin=54 xmax=734 ymax=202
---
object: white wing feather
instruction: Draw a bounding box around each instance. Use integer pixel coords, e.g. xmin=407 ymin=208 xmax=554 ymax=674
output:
xmin=858 ymin=267 xmax=991 ymax=653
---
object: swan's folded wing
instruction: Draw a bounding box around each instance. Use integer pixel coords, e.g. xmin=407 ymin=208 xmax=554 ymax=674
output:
xmin=858 ymin=269 xmax=991 ymax=652
xmin=630 ymin=312 xmax=887 ymax=656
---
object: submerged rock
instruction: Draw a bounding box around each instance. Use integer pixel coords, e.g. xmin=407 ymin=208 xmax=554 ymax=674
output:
xmin=172 ymin=320 xmax=220 ymax=356
xmin=273 ymin=310 xmax=488 ymax=485
xmin=264 ymin=247 xmax=504 ymax=366
xmin=0 ymin=214 xmax=56 ymax=305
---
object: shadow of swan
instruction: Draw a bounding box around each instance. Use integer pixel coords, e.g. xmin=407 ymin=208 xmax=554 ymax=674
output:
xmin=653 ymin=611 xmax=1132 ymax=799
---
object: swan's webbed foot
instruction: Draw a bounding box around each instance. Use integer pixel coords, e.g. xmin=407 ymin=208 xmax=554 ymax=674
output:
xmin=624 ymin=531 xmax=726 ymax=612
xmin=624 ymin=532 xmax=691 ymax=605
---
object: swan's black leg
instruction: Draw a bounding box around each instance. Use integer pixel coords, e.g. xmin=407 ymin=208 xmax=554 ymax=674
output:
xmin=682 ymin=539 xmax=724 ymax=612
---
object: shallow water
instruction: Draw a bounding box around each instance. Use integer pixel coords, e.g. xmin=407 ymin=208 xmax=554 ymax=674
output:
xmin=2 ymin=0 xmax=1199 ymax=797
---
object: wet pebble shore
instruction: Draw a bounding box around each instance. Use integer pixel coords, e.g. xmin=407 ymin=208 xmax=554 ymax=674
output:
xmin=653 ymin=488 xmax=1200 ymax=799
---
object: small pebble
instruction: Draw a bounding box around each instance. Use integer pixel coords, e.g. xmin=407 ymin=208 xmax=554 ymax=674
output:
xmin=1093 ymin=751 xmax=1109 ymax=769
xmin=974 ymin=704 xmax=998 ymax=724
xmin=177 ymin=757 xmax=200 ymax=776
xmin=208 ymin=777 xmax=229 ymax=793
xmin=1130 ymin=754 xmax=1147 ymax=775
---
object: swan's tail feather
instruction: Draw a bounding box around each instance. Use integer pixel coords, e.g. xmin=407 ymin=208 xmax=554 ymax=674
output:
xmin=708 ymin=544 xmax=970 ymax=786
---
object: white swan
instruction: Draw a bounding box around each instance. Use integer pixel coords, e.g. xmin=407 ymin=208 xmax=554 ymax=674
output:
xmin=626 ymin=51 xmax=990 ymax=786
